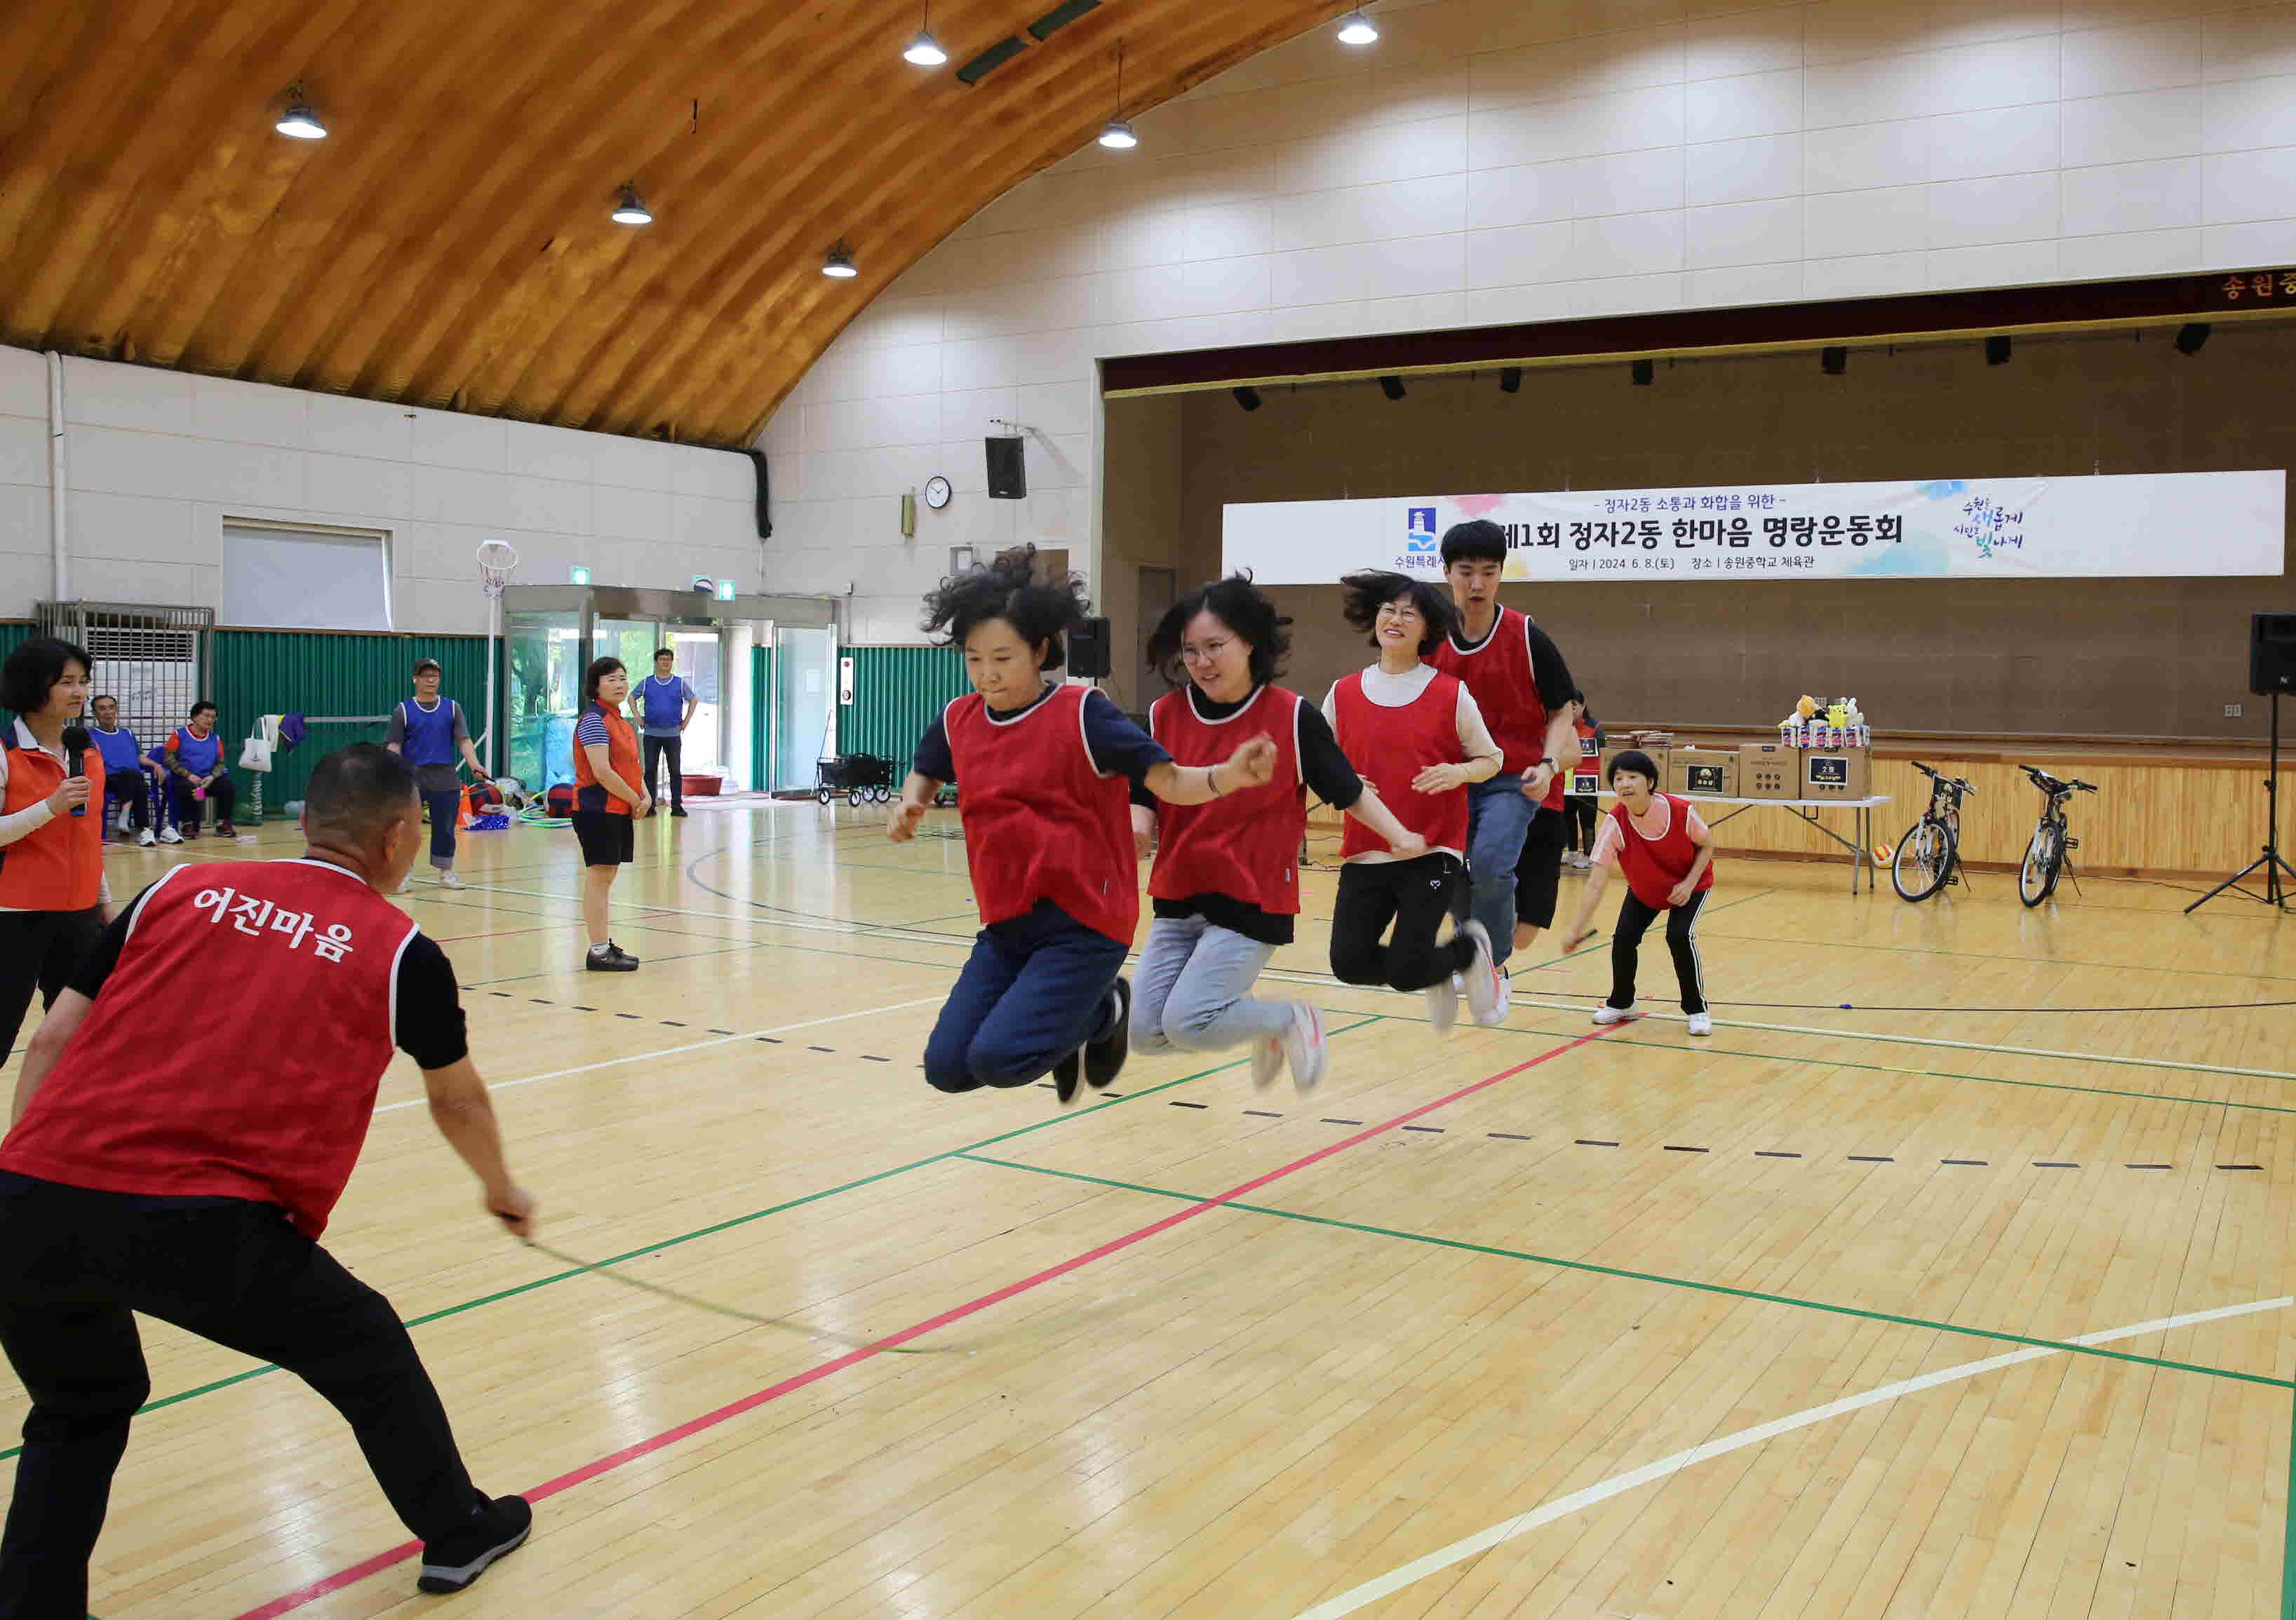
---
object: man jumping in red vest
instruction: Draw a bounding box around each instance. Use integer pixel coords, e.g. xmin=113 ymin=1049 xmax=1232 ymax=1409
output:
xmin=0 ymin=743 xmax=537 ymax=1616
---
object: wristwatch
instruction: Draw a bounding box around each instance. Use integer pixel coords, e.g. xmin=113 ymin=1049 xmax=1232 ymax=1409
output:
xmin=1539 ymin=756 xmax=1558 ymax=770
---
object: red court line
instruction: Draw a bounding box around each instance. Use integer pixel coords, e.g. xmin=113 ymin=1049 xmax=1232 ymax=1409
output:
xmin=234 ymin=1023 xmax=1618 ymax=1619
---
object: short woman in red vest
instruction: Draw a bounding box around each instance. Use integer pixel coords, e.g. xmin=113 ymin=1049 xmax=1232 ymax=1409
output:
xmin=1132 ymin=576 xmax=1425 ymax=1093
xmin=0 ymin=636 xmax=112 ymax=1067
xmin=572 ymin=657 xmax=650 ymax=972
xmin=1560 ymin=748 xmax=1716 ymax=1036
xmin=1322 ymin=572 xmax=1505 ymax=1034
xmin=891 ymin=548 xmax=1277 ymax=1104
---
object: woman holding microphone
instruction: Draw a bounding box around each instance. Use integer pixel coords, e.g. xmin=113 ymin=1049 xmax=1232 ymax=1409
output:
xmin=0 ymin=637 xmax=114 ymax=1060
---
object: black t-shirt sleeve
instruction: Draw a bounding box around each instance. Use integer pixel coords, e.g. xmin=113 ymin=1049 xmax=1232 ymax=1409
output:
xmin=912 ymin=715 xmax=955 ymax=783
xmin=1081 ymin=690 xmax=1172 ymax=787
xmin=1525 ymin=621 xmax=1576 ymax=715
xmin=395 ymin=933 xmax=470 ymax=1071
xmin=1295 ymin=701 xmax=1363 ymax=811
xmin=66 ymin=883 xmax=158 ymax=999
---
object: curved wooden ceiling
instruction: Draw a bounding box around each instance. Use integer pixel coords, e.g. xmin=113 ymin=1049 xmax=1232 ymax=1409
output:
xmin=0 ymin=0 xmax=1338 ymax=448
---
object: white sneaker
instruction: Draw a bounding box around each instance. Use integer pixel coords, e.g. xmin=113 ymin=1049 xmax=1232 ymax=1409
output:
xmin=1283 ymin=1004 xmax=1329 ymax=1093
xmin=1250 ymin=1038 xmax=1284 ymax=1089
xmin=136 ymin=828 xmax=155 ymax=847
xmin=1460 ymin=922 xmax=1503 ymax=1025
xmin=438 ymin=870 xmax=468 ymax=890
xmin=157 ymin=826 xmax=182 ymax=844
xmin=1427 ymin=973 xmax=1459 ymax=1037
xmin=397 ymin=876 xmax=418 ymax=895
xmin=1592 ymin=1002 xmax=1640 ymax=1026
xmin=1687 ymin=1013 xmax=1713 ymax=1037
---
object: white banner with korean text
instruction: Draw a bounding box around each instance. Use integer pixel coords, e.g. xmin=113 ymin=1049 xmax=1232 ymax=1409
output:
xmin=1221 ymin=471 xmax=2285 ymax=583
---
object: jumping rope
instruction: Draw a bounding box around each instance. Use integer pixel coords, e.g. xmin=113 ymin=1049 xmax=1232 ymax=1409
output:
xmin=520 ymin=1239 xmax=961 ymax=1355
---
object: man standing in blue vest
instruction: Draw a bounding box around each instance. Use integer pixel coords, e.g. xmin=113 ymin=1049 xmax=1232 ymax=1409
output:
xmin=384 ymin=659 xmax=489 ymax=891
xmin=637 ymin=647 xmax=697 ymax=819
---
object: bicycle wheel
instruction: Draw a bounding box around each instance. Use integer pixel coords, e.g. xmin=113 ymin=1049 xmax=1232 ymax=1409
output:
xmin=1892 ymin=820 xmax=1952 ymax=902
xmin=2018 ymin=824 xmax=2060 ymax=907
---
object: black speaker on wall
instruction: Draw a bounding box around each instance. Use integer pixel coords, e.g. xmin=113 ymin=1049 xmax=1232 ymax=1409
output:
xmin=986 ymin=435 xmax=1026 ymax=499
xmin=1067 ymin=616 xmax=1112 ymax=679
xmin=2251 ymin=612 xmax=2296 ymax=694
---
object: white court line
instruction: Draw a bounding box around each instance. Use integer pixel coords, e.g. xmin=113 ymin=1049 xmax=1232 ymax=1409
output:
xmin=459 ymin=883 xmax=2296 ymax=1084
xmin=1289 ymin=1293 xmax=2292 ymax=1620
xmin=372 ymin=994 xmax=945 ymax=1115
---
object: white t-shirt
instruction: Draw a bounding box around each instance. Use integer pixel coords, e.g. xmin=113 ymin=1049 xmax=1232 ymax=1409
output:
xmin=1321 ymin=663 xmax=1503 ymax=864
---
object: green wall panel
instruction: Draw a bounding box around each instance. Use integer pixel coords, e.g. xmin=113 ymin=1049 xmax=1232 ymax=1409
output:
xmin=209 ymin=630 xmax=492 ymax=818
xmin=840 ymin=645 xmax=966 ymax=767
xmin=0 ymin=622 xmax=30 ymax=663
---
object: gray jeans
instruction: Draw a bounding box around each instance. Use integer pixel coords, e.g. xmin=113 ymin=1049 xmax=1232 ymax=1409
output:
xmin=1132 ymin=914 xmax=1293 ymax=1054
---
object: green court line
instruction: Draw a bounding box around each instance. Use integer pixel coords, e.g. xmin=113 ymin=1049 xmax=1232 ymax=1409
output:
xmin=955 ymin=1154 xmax=2294 ymax=1391
xmin=0 ymin=1018 xmax=1385 ymax=1457
xmin=2284 ymin=1398 xmax=2296 ymax=1620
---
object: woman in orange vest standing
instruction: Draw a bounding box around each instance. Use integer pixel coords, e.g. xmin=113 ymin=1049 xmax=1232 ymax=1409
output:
xmin=571 ymin=656 xmax=649 ymax=972
xmin=0 ymin=637 xmax=114 ymax=1062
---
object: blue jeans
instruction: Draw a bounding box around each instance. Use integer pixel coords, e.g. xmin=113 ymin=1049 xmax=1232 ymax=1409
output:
xmin=1467 ymin=774 xmax=1534 ymax=965
xmin=1131 ymin=915 xmax=1288 ymax=1055
xmin=923 ymin=904 xmax=1127 ymax=1093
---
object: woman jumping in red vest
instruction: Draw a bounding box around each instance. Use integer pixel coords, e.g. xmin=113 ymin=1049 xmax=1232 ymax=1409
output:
xmin=1561 ymin=748 xmax=1717 ymax=1036
xmin=1131 ymin=575 xmax=1425 ymax=1093
xmin=890 ymin=547 xmax=1277 ymax=1105
xmin=1323 ymin=572 xmax=1505 ymax=1034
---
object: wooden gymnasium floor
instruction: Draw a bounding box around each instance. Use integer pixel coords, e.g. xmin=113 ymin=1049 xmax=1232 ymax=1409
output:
xmin=10 ymin=798 xmax=2296 ymax=1620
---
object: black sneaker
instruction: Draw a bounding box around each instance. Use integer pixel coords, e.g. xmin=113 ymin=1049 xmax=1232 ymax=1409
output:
xmin=1084 ymin=978 xmax=1131 ymax=1091
xmin=1052 ymin=1047 xmax=1082 ymax=1105
xmin=670 ymin=806 xmax=689 ymax=818
xmin=585 ymin=943 xmax=640 ymax=972
xmin=418 ymin=1494 xmax=531 ymax=1593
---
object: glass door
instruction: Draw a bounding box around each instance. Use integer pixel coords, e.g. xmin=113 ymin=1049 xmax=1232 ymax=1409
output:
xmin=773 ymin=625 xmax=837 ymax=790
xmin=505 ymin=606 xmax=584 ymax=790
xmin=666 ymin=626 xmax=723 ymax=775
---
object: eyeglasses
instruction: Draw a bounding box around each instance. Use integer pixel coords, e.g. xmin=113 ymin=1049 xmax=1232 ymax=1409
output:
xmin=1179 ymin=637 xmax=1234 ymax=664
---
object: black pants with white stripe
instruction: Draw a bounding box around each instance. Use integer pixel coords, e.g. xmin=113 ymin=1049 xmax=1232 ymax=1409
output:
xmin=1607 ymin=886 xmax=1709 ymax=1015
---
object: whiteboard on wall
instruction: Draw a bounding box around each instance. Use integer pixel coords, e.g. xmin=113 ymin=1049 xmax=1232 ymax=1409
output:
xmin=222 ymin=522 xmax=394 ymax=630
xmin=1223 ymin=471 xmax=2287 ymax=584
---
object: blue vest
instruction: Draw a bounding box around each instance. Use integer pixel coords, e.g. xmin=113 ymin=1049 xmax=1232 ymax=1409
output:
xmin=90 ymin=724 xmax=142 ymax=773
xmin=639 ymin=675 xmax=688 ymax=734
xmin=173 ymin=727 xmax=222 ymax=776
xmin=399 ymin=698 xmax=458 ymax=767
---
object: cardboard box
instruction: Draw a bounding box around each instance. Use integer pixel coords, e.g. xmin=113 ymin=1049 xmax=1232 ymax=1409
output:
xmin=1666 ymin=746 xmax=1738 ymax=798
xmin=1800 ymin=745 xmax=1872 ymax=799
xmin=1737 ymin=743 xmax=1795 ymax=801
xmin=1599 ymin=745 xmax=1668 ymax=792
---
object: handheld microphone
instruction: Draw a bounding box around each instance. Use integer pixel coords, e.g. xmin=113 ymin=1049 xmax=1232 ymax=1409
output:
xmin=61 ymin=724 xmax=91 ymax=817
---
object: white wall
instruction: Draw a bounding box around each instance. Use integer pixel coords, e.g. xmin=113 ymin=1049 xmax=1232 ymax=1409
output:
xmin=0 ymin=346 xmax=763 ymax=634
xmin=760 ymin=0 xmax=2296 ymax=640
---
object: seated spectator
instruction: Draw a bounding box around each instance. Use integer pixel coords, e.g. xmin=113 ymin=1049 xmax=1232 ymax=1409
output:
xmin=87 ymin=696 xmax=153 ymax=847
xmin=163 ymin=701 xmax=236 ymax=839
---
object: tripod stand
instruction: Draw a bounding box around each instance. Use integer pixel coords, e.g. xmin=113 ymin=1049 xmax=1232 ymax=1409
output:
xmin=2187 ymin=688 xmax=2296 ymax=913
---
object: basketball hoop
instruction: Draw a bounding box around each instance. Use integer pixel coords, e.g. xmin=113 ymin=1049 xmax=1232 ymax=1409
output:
xmin=477 ymin=539 xmax=519 ymax=600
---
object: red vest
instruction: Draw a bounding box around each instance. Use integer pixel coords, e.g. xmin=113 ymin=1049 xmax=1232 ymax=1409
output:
xmin=1148 ymin=685 xmax=1307 ymax=917
xmin=573 ymin=703 xmax=642 ymax=814
xmin=0 ymin=731 xmax=105 ymax=911
xmin=0 ymin=858 xmax=415 ymax=1237
xmin=1430 ymin=606 xmax=1560 ymax=806
xmin=946 ymin=684 xmax=1139 ymax=945
xmin=1330 ymin=668 xmax=1472 ymax=860
xmin=1609 ymin=795 xmax=1717 ymax=912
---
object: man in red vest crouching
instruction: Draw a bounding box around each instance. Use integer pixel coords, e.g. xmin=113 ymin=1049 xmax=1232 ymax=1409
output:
xmin=0 ymin=743 xmax=537 ymax=1617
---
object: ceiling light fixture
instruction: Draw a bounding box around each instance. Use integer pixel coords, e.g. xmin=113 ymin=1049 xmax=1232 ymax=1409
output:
xmin=1379 ymin=375 xmax=1406 ymax=400
xmin=1498 ymin=366 xmax=1522 ymax=393
xmin=1337 ymin=9 xmax=1379 ymax=44
xmin=610 ymin=184 xmax=653 ymax=226
xmin=823 ymin=241 xmax=859 ymax=278
xmin=1099 ymin=39 xmax=1138 ymax=149
xmin=905 ymin=1 xmax=947 ymax=64
xmin=274 ymin=87 xmax=327 ymax=140
xmin=2175 ymin=322 xmax=2211 ymax=355
xmin=1630 ymin=358 xmax=1654 ymax=386
xmin=1820 ymin=346 xmax=1847 ymax=375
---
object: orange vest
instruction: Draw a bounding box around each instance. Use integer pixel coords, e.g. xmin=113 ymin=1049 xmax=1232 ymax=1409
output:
xmin=572 ymin=704 xmax=643 ymax=815
xmin=0 ymin=731 xmax=105 ymax=910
